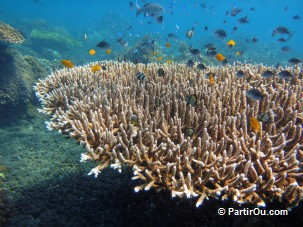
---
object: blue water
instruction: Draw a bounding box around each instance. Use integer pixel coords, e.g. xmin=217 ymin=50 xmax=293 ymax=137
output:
xmin=0 ymin=0 xmax=302 ymax=65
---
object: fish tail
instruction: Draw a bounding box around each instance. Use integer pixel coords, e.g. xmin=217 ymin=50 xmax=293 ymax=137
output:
xmin=136 ymin=1 xmax=141 ymax=17
xmin=287 ymin=31 xmax=295 ymax=40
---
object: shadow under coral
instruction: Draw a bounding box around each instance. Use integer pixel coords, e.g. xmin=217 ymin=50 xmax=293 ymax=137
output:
xmin=7 ymin=167 xmax=303 ymax=227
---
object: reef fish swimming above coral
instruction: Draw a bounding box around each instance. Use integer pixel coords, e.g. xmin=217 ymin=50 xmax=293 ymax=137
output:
xmin=35 ymin=60 xmax=303 ymax=209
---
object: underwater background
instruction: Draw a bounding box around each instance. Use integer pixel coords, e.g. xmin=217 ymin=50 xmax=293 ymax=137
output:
xmin=0 ymin=0 xmax=303 ymax=226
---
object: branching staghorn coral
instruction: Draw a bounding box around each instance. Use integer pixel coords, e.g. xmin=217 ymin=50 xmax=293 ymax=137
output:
xmin=0 ymin=21 xmax=25 ymax=44
xmin=35 ymin=61 xmax=303 ymax=208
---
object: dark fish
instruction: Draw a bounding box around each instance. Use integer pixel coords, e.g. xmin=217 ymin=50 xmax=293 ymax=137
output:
xmin=223 ymin=20 xmax=227 ymax=25
xmin=136 ymin=2 xmax=164 ymax=18
xmin=225 ymin=11 xmax=229 ymax=16
xmin=204 ymin=26 xmax=208 ymax=31
xmin=186 ymin=27 xmax=194 ymax=39
xmin=252 ymin=37 xmax=258 ymax=43
xmin=278 ymin=70 xmax=293 ymax=79
xmin=101 ymin=65 xmax=107 ymax=70
xmin=167 ymin=33 xmax=177 ymax=39
xmin=186 ymin=59 xmax=195 ymax=68
xmin=189 ymin=46 xmax=200 ymax=56
xmin=214 ymin=29 xmax=227 ymax=38
xmin=288 ymin=58 xmax=302 ymax=65
xmin=231 ymin=7 xmax=242 ymax=16
xmin=204 ymin=43 xmax=215 ymax=49
xmin=232 ymin=26 xmax=238 ymax=32
xmin=207 ymin=47 xmax=216 ymax=51
xmin=222 ymin=58 xmax=228 ymax=66
xmin=281 ymin=46 xmax=292 ymax=52
xmin=293 ymin=15 xmax=301 ymax=20
xmin=250 ymin=7 xmax=255 ymax=11
xmin=157 ymin=68 xmax=165 ymax=77
xmin=277 ymin=37 xmax=287 ymax=42
xmin=117 ymin=37 xmax=128 ymax=47
xmin=137 ymin=72 xmax=146 ymax=82
xmin=246 ymin=89 xmax=264 ymax=100
xmin=262 ymin=70 xmax=275 ymax=78
xmin=129 ymin=1 xmax=134 ymax=8
xmin=197 ymin=63 xmax=207 ymax=70
xmin=272 ymin=26 xmax=294 ymax=37
xmin=186 ymin=94 xmax=197 ymax=107
xmin=157 ymin=15 xmax=163 ymax=23
xmin=236 ymin=70 xmax=245 ymax=78
xmin=258 ymin=113 xmax=270 ymax=123
xmin=97 ymin=40 xmax=110 ymax=49
xmin=206 ymin=50 xmax=217 ymax=57
xmin=238 ymin=16 xmax=249 ymax=24
xmin=284 ymin=6 xmax=288 ymax=12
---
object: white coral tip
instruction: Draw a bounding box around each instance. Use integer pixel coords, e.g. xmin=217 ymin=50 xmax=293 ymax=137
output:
xmin=80 ymin=153 xmax=93 ymax=162
xmin=88 ymin=167 xmax=101 ymax=178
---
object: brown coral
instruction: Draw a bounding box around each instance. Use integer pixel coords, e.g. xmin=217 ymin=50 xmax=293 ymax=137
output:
xmin=35 ymin=61 xmax=303 ymax=208
xmin=0 ymin=21 xmax=25 ymax=44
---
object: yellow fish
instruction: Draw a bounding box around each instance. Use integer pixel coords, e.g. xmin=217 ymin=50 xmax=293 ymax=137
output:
xmin=250 ymin=117 xmax=261 ymax=132
xmin=236 ymin=51 xmax=240 ymax=56
xmin=166 ymin=59 xmax=173 ymax=64
xmin=91 ymin=64 xmax=101 ymax=73
xmin=209 ymin=74 xmax=215 ymax=84
xmin=89 ymin=49 xmax=96 ymax=55
xmin=158 ymin=56 xmax=163 ymax=61
xmin=105 ymin=49 xmax=112 ymax=54
xmin=227 ymin=40 xmax=235 ymax=47
xmin=61 ymin=60 xmax=74 ymax=68
xmin=216 ymin=53 xmax=225 ymax=62
xmin=153 ymin=51 xmax=157 ymax=55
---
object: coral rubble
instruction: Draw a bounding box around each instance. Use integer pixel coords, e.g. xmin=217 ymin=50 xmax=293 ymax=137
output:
xmin=35 ymin=61 xmax=303 ymax=208
xmin=0 ymin=21 xmax=25 ymax=44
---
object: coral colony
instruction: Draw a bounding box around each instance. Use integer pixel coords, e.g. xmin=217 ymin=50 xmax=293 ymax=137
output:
xmin=0 ymin=21 xmax=25 ymax=44
xmin=35 ymin=61 xmax=303 ymax=208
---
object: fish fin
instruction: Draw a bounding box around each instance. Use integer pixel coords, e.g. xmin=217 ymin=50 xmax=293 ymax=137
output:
xmin=287 ymin=31 xmax=295 ymax=40
xmin=136 ymin=1 xmax=141 ymax=17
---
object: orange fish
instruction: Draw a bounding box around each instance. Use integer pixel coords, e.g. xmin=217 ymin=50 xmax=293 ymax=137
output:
xmin=227 ymin=40 xmax=235 ymax=47
xmin=165 ymin=42 xmax=171 ymax=48
xmin=250 ymin=117 xmax=261 ymax=132
xmin=89 ymin=49 xmax=96 ymax=55
xmin=105 ymin=49 xmax=112 ymax=54
xmin=216 ymin=53 xmax=225 ymax=62
xmin=61 ymin=60 xmax=74 ymax=68
xmin=209 ymin=73 xmax=215 ymax=84
xmin=91 ymin=64 xmax=101 ymax=73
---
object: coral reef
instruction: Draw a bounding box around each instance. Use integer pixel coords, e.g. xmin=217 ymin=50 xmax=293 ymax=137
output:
xmin=35 ymin=61 xmax=303 ymax=208
xmin=0 ymin=44 xmax=34 ymax=117
xmin=23 ymin=55 xmax=52 ymax=80
xmin=0 ymin=165 xmax=14 ymax=225
xmin=124 ymin=36 xmax=161 ymax=64
xmin=0 ymin=21 xmax=25 ymax=44
xmin=29 ymin=29 xmax=82 ymax=52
